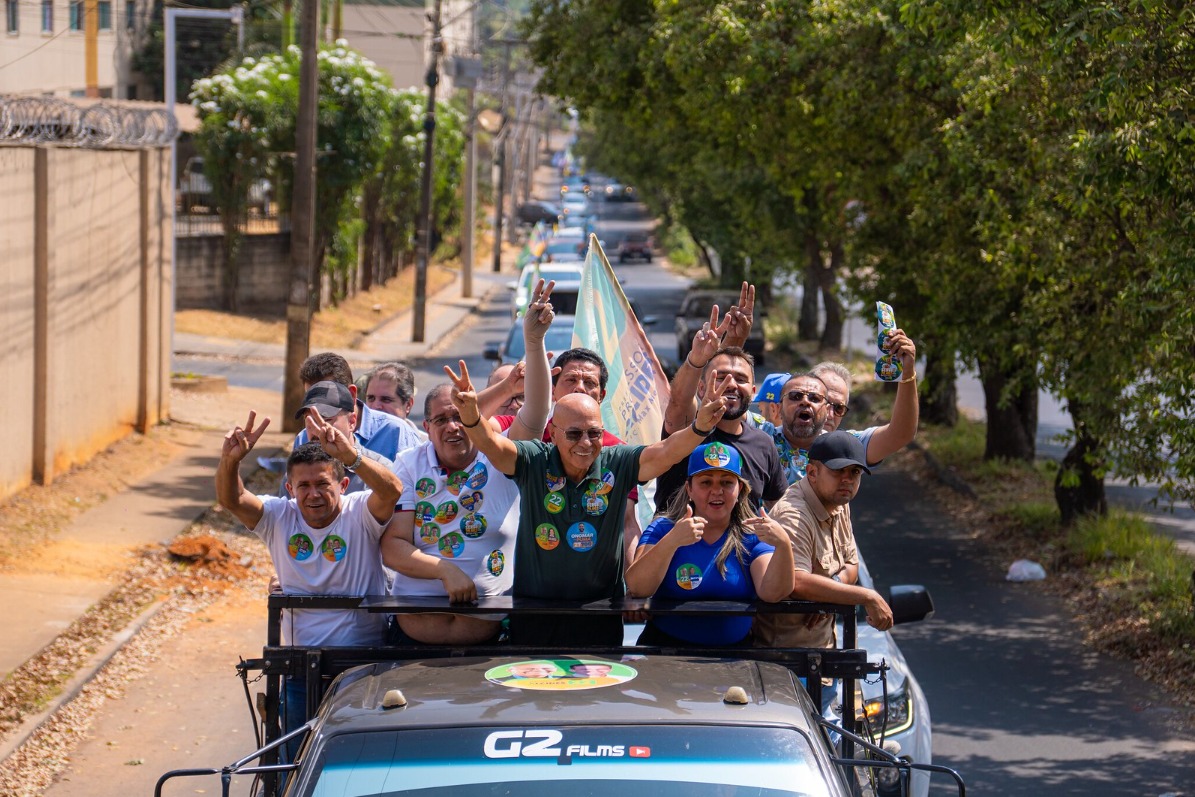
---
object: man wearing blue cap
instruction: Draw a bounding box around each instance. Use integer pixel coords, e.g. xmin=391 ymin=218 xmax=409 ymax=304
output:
xmin=753 ymin=372 xmax=790 ymax=427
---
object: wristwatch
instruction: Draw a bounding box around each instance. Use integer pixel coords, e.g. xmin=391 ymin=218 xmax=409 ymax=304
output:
xmin=345 ymin=446 xmax=363 ymax=472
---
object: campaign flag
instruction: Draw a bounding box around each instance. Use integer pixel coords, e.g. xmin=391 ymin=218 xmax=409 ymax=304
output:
xmin=572 ymin=234 xmax=670 ymax=447
xmin=528 ymin=221 xmax=548 ymax=259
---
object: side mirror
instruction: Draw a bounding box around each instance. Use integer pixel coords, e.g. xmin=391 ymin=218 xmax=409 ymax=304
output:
xmin=483 ymin=344 xmax=502 ymax=361
xmin=640 ymin=315 xmax=659 ymax=328
xmin=889 ymin=585 xmax=934 ymax=625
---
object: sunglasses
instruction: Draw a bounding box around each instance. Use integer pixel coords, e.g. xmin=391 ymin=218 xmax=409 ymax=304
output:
xmin=562 ymin=427 xmax=604 ymax=442
xmin=785 ymin=390 xmax=826 ymax=405
xmin=828 ymin=401 xmax=849 ymax=417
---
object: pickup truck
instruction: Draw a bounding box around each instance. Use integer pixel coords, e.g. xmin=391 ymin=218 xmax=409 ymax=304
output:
xmin=155 ymin=595 xmax=963 ymax=797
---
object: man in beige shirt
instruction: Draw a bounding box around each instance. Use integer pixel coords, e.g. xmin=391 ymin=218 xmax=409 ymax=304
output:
xmin=754 ymin=431 xmax=893 ymax=650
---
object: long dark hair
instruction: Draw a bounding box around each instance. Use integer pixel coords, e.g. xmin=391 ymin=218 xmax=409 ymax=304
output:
xmin=659 ymin=473 xmax=754 ymax=577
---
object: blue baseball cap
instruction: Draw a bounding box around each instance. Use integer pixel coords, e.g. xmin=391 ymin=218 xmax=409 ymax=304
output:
xmin=687 ymin=442 xmax=744 ymax=478
xmin=753 ymin=372 xmax=791 ymax=403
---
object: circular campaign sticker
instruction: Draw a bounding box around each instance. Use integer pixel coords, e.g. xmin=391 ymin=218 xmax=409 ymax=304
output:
xmin=703 ymin=442 xmax=732 ymax=468
xmin=414 ymin=501 xmax=435 ymax=528
xmin=545 ymin=473 xmax=565 ymax=493
xmin=446 ymin=471 xmax=469 ymax=496
xmin=676 ymin=563 xmax=703 ymax=590
xmin=436 ymin=500 xmax=459 ymax=524
xmin=485 ymin=659 xmax=638 ymax=691
xmin=566 ymin=522 xmax=597 ymax=552
xmin=415 ymin=477 xmax=437 ymax=499
xmin=595 ymin=469 xmax=616 ymax=496
xmin=460 ymin=491 xmax=483 ymax=513
xmin=544 ymin=491 xmax=565 ymax=514
xmin=468 ymin=463 xmax=489 ymax=490
xmin=420 ymin=522 xmax=442 ymax=545
xmin=288 ymin=533 xmax=314 ymax=561
xmin=321 ymin=535 xmax=347 ymax=563
xmin=486 ymin=549 xmax=505 ymax=577
xmin=460 ymin=512 xmax=488 ymax=538
xmin=438 ymin=531 xmax=466 ymax=559
xmin=535 ymin=523 xmax=560 ymax=551
xmin=584 ymin=493 xmax=608 ymax=516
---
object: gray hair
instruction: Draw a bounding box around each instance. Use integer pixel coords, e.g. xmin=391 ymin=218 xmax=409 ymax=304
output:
xmin=367 ymin=362 xmax=416 ymax=403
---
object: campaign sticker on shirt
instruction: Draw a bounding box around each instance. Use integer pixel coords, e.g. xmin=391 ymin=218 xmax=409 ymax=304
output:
xmin=596 ymin=469 xmax=616 ymax=496
xmin=468 ymin=463 xmax=489 ymax=490
xmin=703 ymin=442 xmax=732 ymax=468
xmin=438 ymin=531 xmax=466 ymax=559
xmin=545 ymin=473 xmax=565 ymax=493
xmin=420 ymin=521 xmax=442 ymax=545
xmin=460 ymin=491 xmax=483 ymax=513
xmin=447 ymin=470 xmax=469 ymax=496
xmin=535 ymin=523 xmax=559 ymax=551
xmin=415 ymin=477 xmax=437 ymax=499
xmin=460 ymin=512 xmax=488 ymax=538
xmin=584 ymin=493 xmax=608 ymax=516
xmin=544 ymin=491 xmax=565 ymax=514
xmin=321 ymin=535 xmax=348 ymax=563
xmin=675 ymin=563 xmax=703 ymax=590
xmin=435 ymin=500 xmax=459 ymax=524
xmin=288 ymin=533 xmax=314 ymax=561
xmin=566 ymin=522 xmax=597 ymax=552
xmin=486 ymin=549 xmax=505 ymax=577
xmin=485 ymin=659 xmax=638 ymax=691
xmin=413 ymin=501 xmax=435 ymax=528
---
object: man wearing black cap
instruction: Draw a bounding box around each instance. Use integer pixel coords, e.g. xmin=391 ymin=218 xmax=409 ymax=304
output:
xmin=290 ymin=381 xmax=397 ymax=494
xmin=753 ymin=430 xmax=893 ymax=653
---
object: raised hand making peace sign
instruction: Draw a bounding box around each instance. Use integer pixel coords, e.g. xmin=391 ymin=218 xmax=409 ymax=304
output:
xmin=444 ymin=359 xmax=482 ymax=427
xmin=221 ymin=411 xmax=271 ymax=464
xmin=693 ymin=368 xmax=734 ymax=433
xmin=523 ymin=278 xmax=556 ymax=343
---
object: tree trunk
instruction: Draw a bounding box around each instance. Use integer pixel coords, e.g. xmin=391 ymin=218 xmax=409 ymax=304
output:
xmin=219 ymin=212 xmax=243 ymax=313
xmin=977 ymin=359 xmax=1037 ymax=461
xmin=1054 ymin=398 xmax=1107 ymax=524
xmin=920 ymin=348 xmax=958 ymax=427
xmin=799 ymin=233 xmax=820 ymax=341
xmin=819 ymin=240 xmax=844 ymax=351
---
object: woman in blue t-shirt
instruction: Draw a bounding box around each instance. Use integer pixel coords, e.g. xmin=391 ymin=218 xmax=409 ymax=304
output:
xmin=626 ymin=442 xmax=795 ymax=646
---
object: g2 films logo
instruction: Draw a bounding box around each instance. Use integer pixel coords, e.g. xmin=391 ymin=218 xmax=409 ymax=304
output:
xmin=482 ymin=730 xmax=641 ymax=760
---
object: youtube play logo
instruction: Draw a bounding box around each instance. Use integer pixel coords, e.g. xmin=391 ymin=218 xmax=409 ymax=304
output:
xmin=629 ymin=746 xmax=651 ymax=758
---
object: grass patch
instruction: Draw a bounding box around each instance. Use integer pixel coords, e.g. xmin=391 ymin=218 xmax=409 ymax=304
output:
xmin=658 ymin=223 xmax=699 ymax=268
xmin=913 ymin=413 xmax=1195 ymax=704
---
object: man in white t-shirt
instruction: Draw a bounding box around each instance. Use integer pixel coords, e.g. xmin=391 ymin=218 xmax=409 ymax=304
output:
xmin=216 ymin=409 xmax=403 ymax=734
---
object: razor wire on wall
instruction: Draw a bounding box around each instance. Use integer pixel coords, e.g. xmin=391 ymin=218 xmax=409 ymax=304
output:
xmin=0 ymin=95 xmax=178 ymax=149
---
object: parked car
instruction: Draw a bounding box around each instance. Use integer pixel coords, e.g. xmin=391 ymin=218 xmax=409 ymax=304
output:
xmin=516 ymin=200 xmax=562 ymax=226
xmin=616 ymin=231 xmax=653 ymax=263
xmin=179 ymin=156 xmax=272 ymax=215
xmin=603 ymin=181 xmax=637 ymax=202
xmin=675 ymin=288 xmax=766 ymax=365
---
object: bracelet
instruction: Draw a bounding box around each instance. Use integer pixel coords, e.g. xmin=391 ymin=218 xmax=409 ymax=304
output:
xmin=691 ymin=419 xmax=713 ymax=436
xmin=461 ymin=415 xmax=481 ymax=428
xmin=344 ymin=447 xmax=363 ymax=471
xmin=900 ymin=371 xmax=917 ymax=384
xmin=686 ymin=354 xmax=707 ymax=370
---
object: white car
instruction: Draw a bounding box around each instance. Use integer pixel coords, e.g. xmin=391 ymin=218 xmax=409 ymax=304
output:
xmin=510 ymin=263 xmax=583 ymax=319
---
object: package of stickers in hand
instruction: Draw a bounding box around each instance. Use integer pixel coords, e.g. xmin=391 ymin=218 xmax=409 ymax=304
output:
xmin=874 ymin=302 xmax=903 ymax=382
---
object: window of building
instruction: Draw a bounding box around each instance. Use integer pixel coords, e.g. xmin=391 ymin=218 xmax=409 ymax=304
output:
xmin=42 ymin=0 xmax=53 ymax=32
xmin=98 ymin=0 xmax=110 ymax=29
xmin=6 ymin=0 xmax=19 ymax=34
xmin=68 ymin=0 xmax=81 ymax=31
xmin=125 ymin=0 xmax=133 ymax=30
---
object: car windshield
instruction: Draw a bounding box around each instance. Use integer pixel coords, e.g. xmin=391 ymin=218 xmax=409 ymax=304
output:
xmin=301 ymin=725 xmax=830 ymax=797
xmin=505 ymin=317 xmax=578 ymax=358
xmin=682 ymin=294 xmax=739 ymax=316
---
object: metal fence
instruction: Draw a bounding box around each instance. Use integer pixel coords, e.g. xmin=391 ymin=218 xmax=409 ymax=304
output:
xmin=175 ymin=200 xmax=289 ymax=237
xmin=0 ymin=95 xmax=177 ymax=149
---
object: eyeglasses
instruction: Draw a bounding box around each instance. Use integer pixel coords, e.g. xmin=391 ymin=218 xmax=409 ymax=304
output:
xmin=428 ymin=414 xmax=463 ymax=428
xmin=828 ymin=401 xmax=849 ymax=417
xmin=785 ymin=390 xmax=826 ymax=405
xmin=507 ymin=394 xmax=525 ymax=409
xmin=562 ymin=427 xmax=603 ymax=442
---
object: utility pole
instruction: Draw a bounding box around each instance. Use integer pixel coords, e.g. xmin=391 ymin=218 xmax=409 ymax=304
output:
xmin=283 ymin=0 xmax=320 ymax=432
xmin=490 ymin=40 xmax=514 ymax=273
xmin=411 ymin=0 xmax=443 ymax=343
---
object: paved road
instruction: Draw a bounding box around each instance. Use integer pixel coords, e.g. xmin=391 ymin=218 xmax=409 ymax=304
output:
xmin=851 ymin=467 xmax=1195 ymax=796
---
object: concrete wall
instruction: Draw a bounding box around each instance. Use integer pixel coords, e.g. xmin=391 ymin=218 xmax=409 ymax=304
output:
xmin=176 ymin=232 xmax=291 ymax=312
xmin=0 ymin=144 xmax=172 ymax=499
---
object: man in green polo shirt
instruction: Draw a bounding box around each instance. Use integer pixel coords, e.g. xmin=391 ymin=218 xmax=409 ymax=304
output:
xmin=445 ymin=360 xmax=731 ymax=645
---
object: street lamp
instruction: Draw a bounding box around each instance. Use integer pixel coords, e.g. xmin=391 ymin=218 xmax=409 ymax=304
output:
xmin=477 ymin=108 xmax=507 ymax=273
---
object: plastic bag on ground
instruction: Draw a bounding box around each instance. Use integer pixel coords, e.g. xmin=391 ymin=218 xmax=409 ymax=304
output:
xmin=1006 ymin=559 xmax=1047 ymax=582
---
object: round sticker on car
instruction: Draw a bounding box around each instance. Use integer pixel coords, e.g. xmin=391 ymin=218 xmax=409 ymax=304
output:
xmin=485 ymin=659 xmax=638 ymax=690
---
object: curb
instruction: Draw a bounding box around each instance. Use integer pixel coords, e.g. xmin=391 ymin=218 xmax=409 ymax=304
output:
xmin=0 ymin=597 xmax=169 ymax=765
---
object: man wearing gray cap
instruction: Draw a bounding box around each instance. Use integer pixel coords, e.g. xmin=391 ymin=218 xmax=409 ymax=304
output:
xmin=286 ymin=381 xmax=397 ymax=495
xmin=753 ymin=430 xmax=893 ymax=652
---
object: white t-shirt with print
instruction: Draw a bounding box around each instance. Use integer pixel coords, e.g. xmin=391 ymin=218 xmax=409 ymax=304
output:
xmin=389 ymin=440 xmax=520 ymax=598
xmin=253 ymin=491 xmax=388 ymax=646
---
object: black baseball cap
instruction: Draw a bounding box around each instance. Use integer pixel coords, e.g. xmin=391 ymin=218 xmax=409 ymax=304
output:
xmin=295 ymin=380 xmax=355 ymax=420
xmin=809 ymin=431 xmax=871 ymax=474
